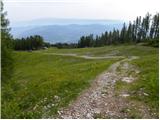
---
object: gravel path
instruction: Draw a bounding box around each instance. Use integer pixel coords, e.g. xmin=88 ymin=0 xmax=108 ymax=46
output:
xmin=57 ymin=56 xmax=153 ymax=119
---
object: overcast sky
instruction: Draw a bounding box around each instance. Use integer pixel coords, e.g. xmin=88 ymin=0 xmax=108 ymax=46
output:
xmin=3 ymin=0 xmax=160 ymax=23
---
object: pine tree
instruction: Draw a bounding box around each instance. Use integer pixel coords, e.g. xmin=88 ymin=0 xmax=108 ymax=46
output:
xmin=132 ymin=21 xmax=136 ymax=42
xmin=104 ymin=31 xmax=109 ymax=45
xmin=149 ymin=13 xmax=159 ymax=47
xmin=120 ymin=23 xmax=127 ymax=43
xmin=126 ymin=22 xmax=133 ymax=43
xmin=154 ymin=13 xmax=159 ymax=39
xmin=141 ymin=13 xmax=151 ymax=40
xmin=144 ymin=13 xmax=151 ymax=39
xmin=136 ymin=16 xmax=142 ymax=42
xmin=1 ymin=2 xmax=13 ymax=82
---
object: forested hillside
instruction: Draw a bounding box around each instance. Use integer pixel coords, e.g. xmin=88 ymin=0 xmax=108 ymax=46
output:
xmin=78 ymin=13 xmax=159 ymax=47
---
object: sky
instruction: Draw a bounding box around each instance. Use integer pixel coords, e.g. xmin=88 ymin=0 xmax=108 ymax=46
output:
xmin=3 ymin=0 xmax=160 ymax=23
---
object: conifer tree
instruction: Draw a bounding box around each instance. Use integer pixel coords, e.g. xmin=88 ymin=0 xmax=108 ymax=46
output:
xmin=1 ymin=2 xmax=13 ymax=82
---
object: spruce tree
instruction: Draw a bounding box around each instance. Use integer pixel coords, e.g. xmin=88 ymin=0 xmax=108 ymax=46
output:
xmin=1 ymin=2 xmax=13 ymax=82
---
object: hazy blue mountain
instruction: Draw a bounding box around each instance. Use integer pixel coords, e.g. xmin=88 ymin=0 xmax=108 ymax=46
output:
xmin=11 ymin=18 xmax=124 ymax=27
xmin=11 ymin=18 xmax=125 ymax=43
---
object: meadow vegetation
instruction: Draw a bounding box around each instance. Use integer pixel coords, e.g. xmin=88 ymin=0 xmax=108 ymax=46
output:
xmin=1 ymin=50 xmax=118 ymax=118
xmin=1 ymin=45 xmax=158 ymax=118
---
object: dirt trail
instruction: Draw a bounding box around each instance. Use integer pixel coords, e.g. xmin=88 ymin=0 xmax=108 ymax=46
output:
xmin=43 ymin=53 xmax=125 ymax=59
xmin=57 ymin=56 xmax=153 ymax=119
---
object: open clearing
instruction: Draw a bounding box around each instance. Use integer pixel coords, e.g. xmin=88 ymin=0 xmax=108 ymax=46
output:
xmin=1 ymin=45 xmax=159 ymax=118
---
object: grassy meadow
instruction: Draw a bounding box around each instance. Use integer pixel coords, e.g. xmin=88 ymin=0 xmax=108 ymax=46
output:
xmin=1 ymin=50 xmax=119 ymax=118
xmin=1 ymin=45 xmax=159 ymax=118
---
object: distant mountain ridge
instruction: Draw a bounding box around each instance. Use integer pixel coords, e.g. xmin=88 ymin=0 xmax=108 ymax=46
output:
xmin=11 ymin=18 xmax=125 ymax=43
xmin=11 ymin=18 xmax=124 ymax=27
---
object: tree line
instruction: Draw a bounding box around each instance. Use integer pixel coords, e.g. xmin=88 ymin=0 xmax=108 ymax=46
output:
xmin=53 ymin=43 xmax=77 ymax=49
xmin=13 ymin=35 xmax=47 ymax=50
xmin=78 ymin=13 xmax=159 ymax=48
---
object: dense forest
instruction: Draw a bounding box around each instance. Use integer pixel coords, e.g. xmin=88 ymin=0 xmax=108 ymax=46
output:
xmin=77 ymin=13 xmax=159 ymax=48
xmin=13 ymin=35 xmax=47 ymax=50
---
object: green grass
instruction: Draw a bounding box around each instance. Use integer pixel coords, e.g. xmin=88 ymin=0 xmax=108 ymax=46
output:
xmin=113 ymin=45 xmax=159 ymax=117
xmin=1 ymin=45 xmax=158 ymax=118
xmin=1 ymin=51 xmax=118 ymax=118
xmin=130 ymin=54 xmax=159 ymax=116
xmin=40 ymin=45 xmax=157 ymax=57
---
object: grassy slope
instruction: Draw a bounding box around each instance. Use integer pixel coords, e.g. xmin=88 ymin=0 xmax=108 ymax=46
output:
xmin=130 ymin=53 xmax=159 ymax=116
xmin=1 ymin=51 xmax=118 ymax=118
xmin=49 ymin=45 xmax=159 ymax=114
xmin=133 ymin=55 xmax=158 ymax=108
xmin=39 ymin=45 xmax=157 ymax=57
xmin=2 ymin=45 xmax=158 ymax=118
